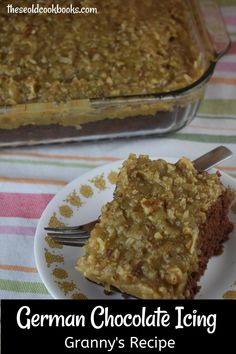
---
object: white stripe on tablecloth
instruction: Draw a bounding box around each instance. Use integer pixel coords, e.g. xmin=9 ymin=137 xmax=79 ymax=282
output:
xmin=205 ymin=84 xmax=236 ymax=99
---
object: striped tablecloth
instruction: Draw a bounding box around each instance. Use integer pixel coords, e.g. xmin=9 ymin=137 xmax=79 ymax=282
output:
xmin=0 ymin=2 xmax=236 ymax=299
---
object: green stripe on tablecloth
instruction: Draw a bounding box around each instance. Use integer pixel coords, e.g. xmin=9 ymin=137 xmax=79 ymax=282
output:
xmin=171 ymin=133 xmax=236 ymax=144
xmin=199 ymin=100 xmax=236 ymax=116
xmin=198 ymin=114 xmax=236 ymax=120
xmin=218 ymin=0 xmax=236 ymax=5
xmin=0 ymin=158 xmax=97 ymax=169
xmin=0 ymin=279 xmax=48 ymax=294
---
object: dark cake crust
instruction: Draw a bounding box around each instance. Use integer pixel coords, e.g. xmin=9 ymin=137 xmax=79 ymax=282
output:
xmin=186 ymin=190 xmax=234 ymax=298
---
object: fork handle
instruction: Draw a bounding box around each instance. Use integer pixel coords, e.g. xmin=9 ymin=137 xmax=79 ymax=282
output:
xmin=193 ymin=146 xmax=232 ymax=171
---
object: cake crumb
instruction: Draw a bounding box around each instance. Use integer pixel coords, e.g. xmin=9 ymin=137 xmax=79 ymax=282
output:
xmin=80 ymin=184 xmax=93 ymax=198
xmin=59 ymin=205 xmax=73 ymax=218
xmin=104 ymin=289 xmax=112 ymax=296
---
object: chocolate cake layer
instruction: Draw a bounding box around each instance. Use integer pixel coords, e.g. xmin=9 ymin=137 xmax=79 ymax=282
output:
xmin=186 ymin=190 xmax=234 ymax=298
xmin=0 ymin=107 xmax=191 ymax=146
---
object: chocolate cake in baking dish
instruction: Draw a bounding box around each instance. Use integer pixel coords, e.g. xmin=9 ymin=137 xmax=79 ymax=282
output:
xmin=0 ymin=0 xmax=202 ymax=107
xmin=0 ymin=0 xmax=207 ymax=141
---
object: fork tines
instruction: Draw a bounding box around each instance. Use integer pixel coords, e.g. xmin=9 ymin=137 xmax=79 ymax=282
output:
xmin=44 ymin=226 xmax=86 ymax=232
xmin=50 ymin=237 xmax=87 ymax=247
xmin=46 ymin=231 xmax=88 ymax=238
xmin=45 ymin=226 xmax=89 ymax=247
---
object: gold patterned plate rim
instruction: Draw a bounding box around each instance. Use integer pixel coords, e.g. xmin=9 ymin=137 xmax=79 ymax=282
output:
xmin=34 ymin=157 xmax=236 ymax=299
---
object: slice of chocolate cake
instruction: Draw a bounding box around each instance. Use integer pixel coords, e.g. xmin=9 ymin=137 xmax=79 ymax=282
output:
xmin=76 ymin=155 xmax=234 ymax=299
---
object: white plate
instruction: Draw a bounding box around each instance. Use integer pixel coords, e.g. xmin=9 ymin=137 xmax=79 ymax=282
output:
xmin=34 ymin=157 xmax=236 ymax=299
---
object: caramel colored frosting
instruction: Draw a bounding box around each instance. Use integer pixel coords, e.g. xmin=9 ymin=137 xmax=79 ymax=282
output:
xmin=0 ymin=0 xmax=203 ymax=106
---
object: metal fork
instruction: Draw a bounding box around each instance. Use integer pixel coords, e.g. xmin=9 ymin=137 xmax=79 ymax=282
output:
xmin=44 ymin=146 xmax=232 ymax=247
xmin=45 ymin=221 xmax=96 ymax=247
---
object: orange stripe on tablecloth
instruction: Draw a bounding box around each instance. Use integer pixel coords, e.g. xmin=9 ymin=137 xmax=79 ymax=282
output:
xmin=0 ymin=151 xmax=119 ymax=162
xmin=210 ymin=77 xmax=236 ymax=85
xmin=216 ymin=166 xmax=236 ymax=171
xmin=0 ymin=264 xmax=37 ymax=273
xmin=0 ymin=176 xmax=67 ymax=186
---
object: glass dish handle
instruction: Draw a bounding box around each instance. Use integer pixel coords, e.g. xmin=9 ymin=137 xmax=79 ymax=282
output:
xmin=199 ymin=0 xmax=231 ymax=60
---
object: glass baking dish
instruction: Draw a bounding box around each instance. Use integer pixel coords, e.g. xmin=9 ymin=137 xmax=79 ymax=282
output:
xmin=0 ymin=0 xmax=230 ymax=147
